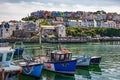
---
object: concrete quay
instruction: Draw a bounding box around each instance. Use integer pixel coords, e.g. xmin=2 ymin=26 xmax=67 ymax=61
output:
xmin=1 ymin=37 xmax=120 ymax=43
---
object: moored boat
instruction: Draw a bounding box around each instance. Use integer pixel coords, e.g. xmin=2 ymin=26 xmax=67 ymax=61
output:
xmin=43 ymin=49 xmax=77 ymax=75
xmin=0 ymin=47 xmax=21 ymax=80
xmin=13 ymin=41 xmax=24 ymax=55
xmin=90 ymin=56 xmax=101 ymax=64
xmin=14 ymin=48 xmax=24 ymax=55
xmin=14 ymin=56 xmax=43 ymax=77
xmin=76 ymin=56 xmax=91 ymax=67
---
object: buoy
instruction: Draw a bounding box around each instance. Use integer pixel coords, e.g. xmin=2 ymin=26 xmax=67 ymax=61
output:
xmin=19 ymin=68 xmax=22 ymax=73
xmin=61 ymin=49 xmax=69 ymax=53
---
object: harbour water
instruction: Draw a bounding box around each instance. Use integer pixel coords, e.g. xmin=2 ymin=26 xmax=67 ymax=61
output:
xmin=10 ymin=42 xmax=120 ymax=80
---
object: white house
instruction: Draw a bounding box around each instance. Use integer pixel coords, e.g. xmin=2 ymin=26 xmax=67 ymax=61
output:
xmin=116 ymin=22 xmax=120 ymax=28
xmin=79 ymin=20 xmax=88 ymax=27
xmin=56 ymin=24 xmax=66 ymax=37
xmin=101 ymin=21 xmax=116 ymax=28
xmin=101 ymin=21 xmax=109 ymax=28
xmin=36 ymin=19 xmax=44 ymax=27
xmin=0 ymin=22 xmax=11 ymax=39
xmin=41 ymin=24 xmax=66 ymax=38
xmin=17 ymin=21 xmax=25 ymax=30
xmin=107 ymin=21 xmax=116 ymax=28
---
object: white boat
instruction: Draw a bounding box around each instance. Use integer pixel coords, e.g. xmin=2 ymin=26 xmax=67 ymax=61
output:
xmin=0 ymin=46 xmax=21 ymax=80
xmin=73 ymin=56 xmax=91 ymax=67
xmin=77 ymin=56 xmax=91 ymax=66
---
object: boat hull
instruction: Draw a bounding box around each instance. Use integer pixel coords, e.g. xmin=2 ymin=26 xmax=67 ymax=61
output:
xmin=22 ymin=64 xmax=43 ymax=77
xmin=43 ymin=60 xmax=77 ymax=75
xmin=0 ymin=65 xmax=21 ymax=80
xmin=90 ymin=56 xmax=101 ymax=64
xmin=0 ymin=71 xmax=19 ymax=80
xmin=76 ymin=56 xmax=90 ymax=66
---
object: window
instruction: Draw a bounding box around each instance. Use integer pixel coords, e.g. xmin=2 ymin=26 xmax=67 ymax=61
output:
xmin=68 ymin=53 xmax=72 ymax=60
xmin=6 ymin=52 xmax=12 ymax=61
xmin=6 ymin=29 xmax=8 ymax=31
xmin=55 ymin=54 xmax=60 ymax=61
xmin=60 ymin=54 xmax=65 ymax=61
xmin=0 ymin=53 xmax=3 ymax=61
xmin=66 ymin=54 xmax=69 ymax=60
xmin=51 ymin=53 xmax=55 ymax=61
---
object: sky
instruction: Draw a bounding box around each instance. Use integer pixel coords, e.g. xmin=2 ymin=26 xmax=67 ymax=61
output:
xmin=0 ymin=0 xmax=120 ymax=22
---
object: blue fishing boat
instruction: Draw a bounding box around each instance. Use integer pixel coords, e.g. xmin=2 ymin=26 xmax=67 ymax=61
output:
xmin=13 ymin=41 xmax=24 ymax=55
xmin=90 ymin=56 xmax=101 ymax=65
xmin=43 ymin=49 xmax=77 ymax=75
xmin=14 ymin=48 xmax=24 ymax=55
xmin=14 ymin=56 xmax=43 ymax=77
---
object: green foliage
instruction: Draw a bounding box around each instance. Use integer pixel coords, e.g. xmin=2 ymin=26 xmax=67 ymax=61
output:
xmin=49 ymin=34 xmax=56 ymax=39
xmin=39 ymin=20 xmax=51 ymax=25
xmin=94 ymin=10 xmax=106 ymax=14
xmin=22 ymin=16 xmax=39 ymax=22
xmin=66 ymin=27 xmax=120 ymax=37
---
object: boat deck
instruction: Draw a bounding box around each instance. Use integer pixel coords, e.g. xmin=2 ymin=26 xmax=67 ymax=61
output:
xmin=13 ymin=55 xmax=50 ymax=66
xmin=0 ymin=65 xmax=21 ymax=72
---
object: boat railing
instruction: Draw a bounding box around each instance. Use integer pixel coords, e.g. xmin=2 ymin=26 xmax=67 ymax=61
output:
xmin=0 ymin=42 xmax=9 ymax=47
xmin=13 ymin=41 xmax=24 ymax=48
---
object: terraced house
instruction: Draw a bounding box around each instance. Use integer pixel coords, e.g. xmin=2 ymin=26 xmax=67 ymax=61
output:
xmin=31 ymin=10 xmax=120 ymax=28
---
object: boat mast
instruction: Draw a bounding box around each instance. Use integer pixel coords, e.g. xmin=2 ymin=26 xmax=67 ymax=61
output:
xmin=39 ymin=22 xmax=42 ymax=49
xmin=58 ymin=36 xmax=62 ymax=50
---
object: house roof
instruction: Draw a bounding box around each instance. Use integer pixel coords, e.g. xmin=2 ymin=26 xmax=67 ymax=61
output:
xmin=41 ymin=25 xmax=56 ymax=29
xmin=0 ymin=47 xmax=14 ymax=53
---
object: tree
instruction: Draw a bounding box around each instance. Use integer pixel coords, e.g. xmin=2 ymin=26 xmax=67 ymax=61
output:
xmin=22 ymin=16 xmax=39 ymax=22
xmin=39 ymin=20 xmax=51 ymax=25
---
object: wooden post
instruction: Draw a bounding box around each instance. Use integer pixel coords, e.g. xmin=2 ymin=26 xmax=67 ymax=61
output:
xmin=2 ymin=69 xmax=5 ymax=80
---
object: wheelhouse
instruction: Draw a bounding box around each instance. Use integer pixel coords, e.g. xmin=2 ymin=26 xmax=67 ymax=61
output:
xmin=50 ymin=49 xmax=72 ymax=62
xmin=0 ymin=47 xmax=15 ymax=67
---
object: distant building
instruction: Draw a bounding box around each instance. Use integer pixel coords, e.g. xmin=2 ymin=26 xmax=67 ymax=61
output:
xmin=68 ymin=20 xmax=78 ymax=27
xmin=23 ymin=21 xmax=37 ymax=32
xmin=56 ymin=24 xmax=66 ymax=37
xmin=17 ymin=21 xmax=24 ymax=30
xmin=87 ymin=20 xmax=94 ymax=27
xmin=101 ymin=21 xmax=116 ymax=28
xmin=41 ymin=25 xmax=55 ymax=34
xmin=0 ymin=22 xmax=11 ymax=39
xmin=12 ymin=21 xmax=37 ymax=38
xmin=36 ymin=19 xmax=44 ymax=27
xmin=107 ymin=21 xmax=116 ymax=28
xmin=101 ymin=21 xmax=108 ymax=28
xmin=41 ymin=24 xmax=66 ymax=38
xmin=13 ymin=30 xmax=31 ymax=38
xmin=116 ymin=21 xmax=120 ymax=28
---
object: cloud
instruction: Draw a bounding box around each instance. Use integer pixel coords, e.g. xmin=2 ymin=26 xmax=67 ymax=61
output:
xmin=0 ymin=1 xmax=120 ymax=22
xmin=1 ymin=0 xmax=120 ymax=6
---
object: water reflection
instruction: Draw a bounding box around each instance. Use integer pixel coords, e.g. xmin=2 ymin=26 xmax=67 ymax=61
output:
xmin=41 ymin=70 xmax=75 ymax=80
xmin=89 ymin=65 xmax=102 ymax=73
xmin=18 ymin=70 xmax=75 ymax=80
xmin=18 ymin=74 xmax=40 ymax=80
xmin=75 ymin=65 xmax=102 ymax=80
xmin=12 ymin=42 xmax=120 ymax=80
xmin=76 ymin=67 xmax=91 ymax=79
xmin=4 ymin=73 xmax=18 ymax=80
xmin=17 ymin=65 xmax=102 ymax=80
